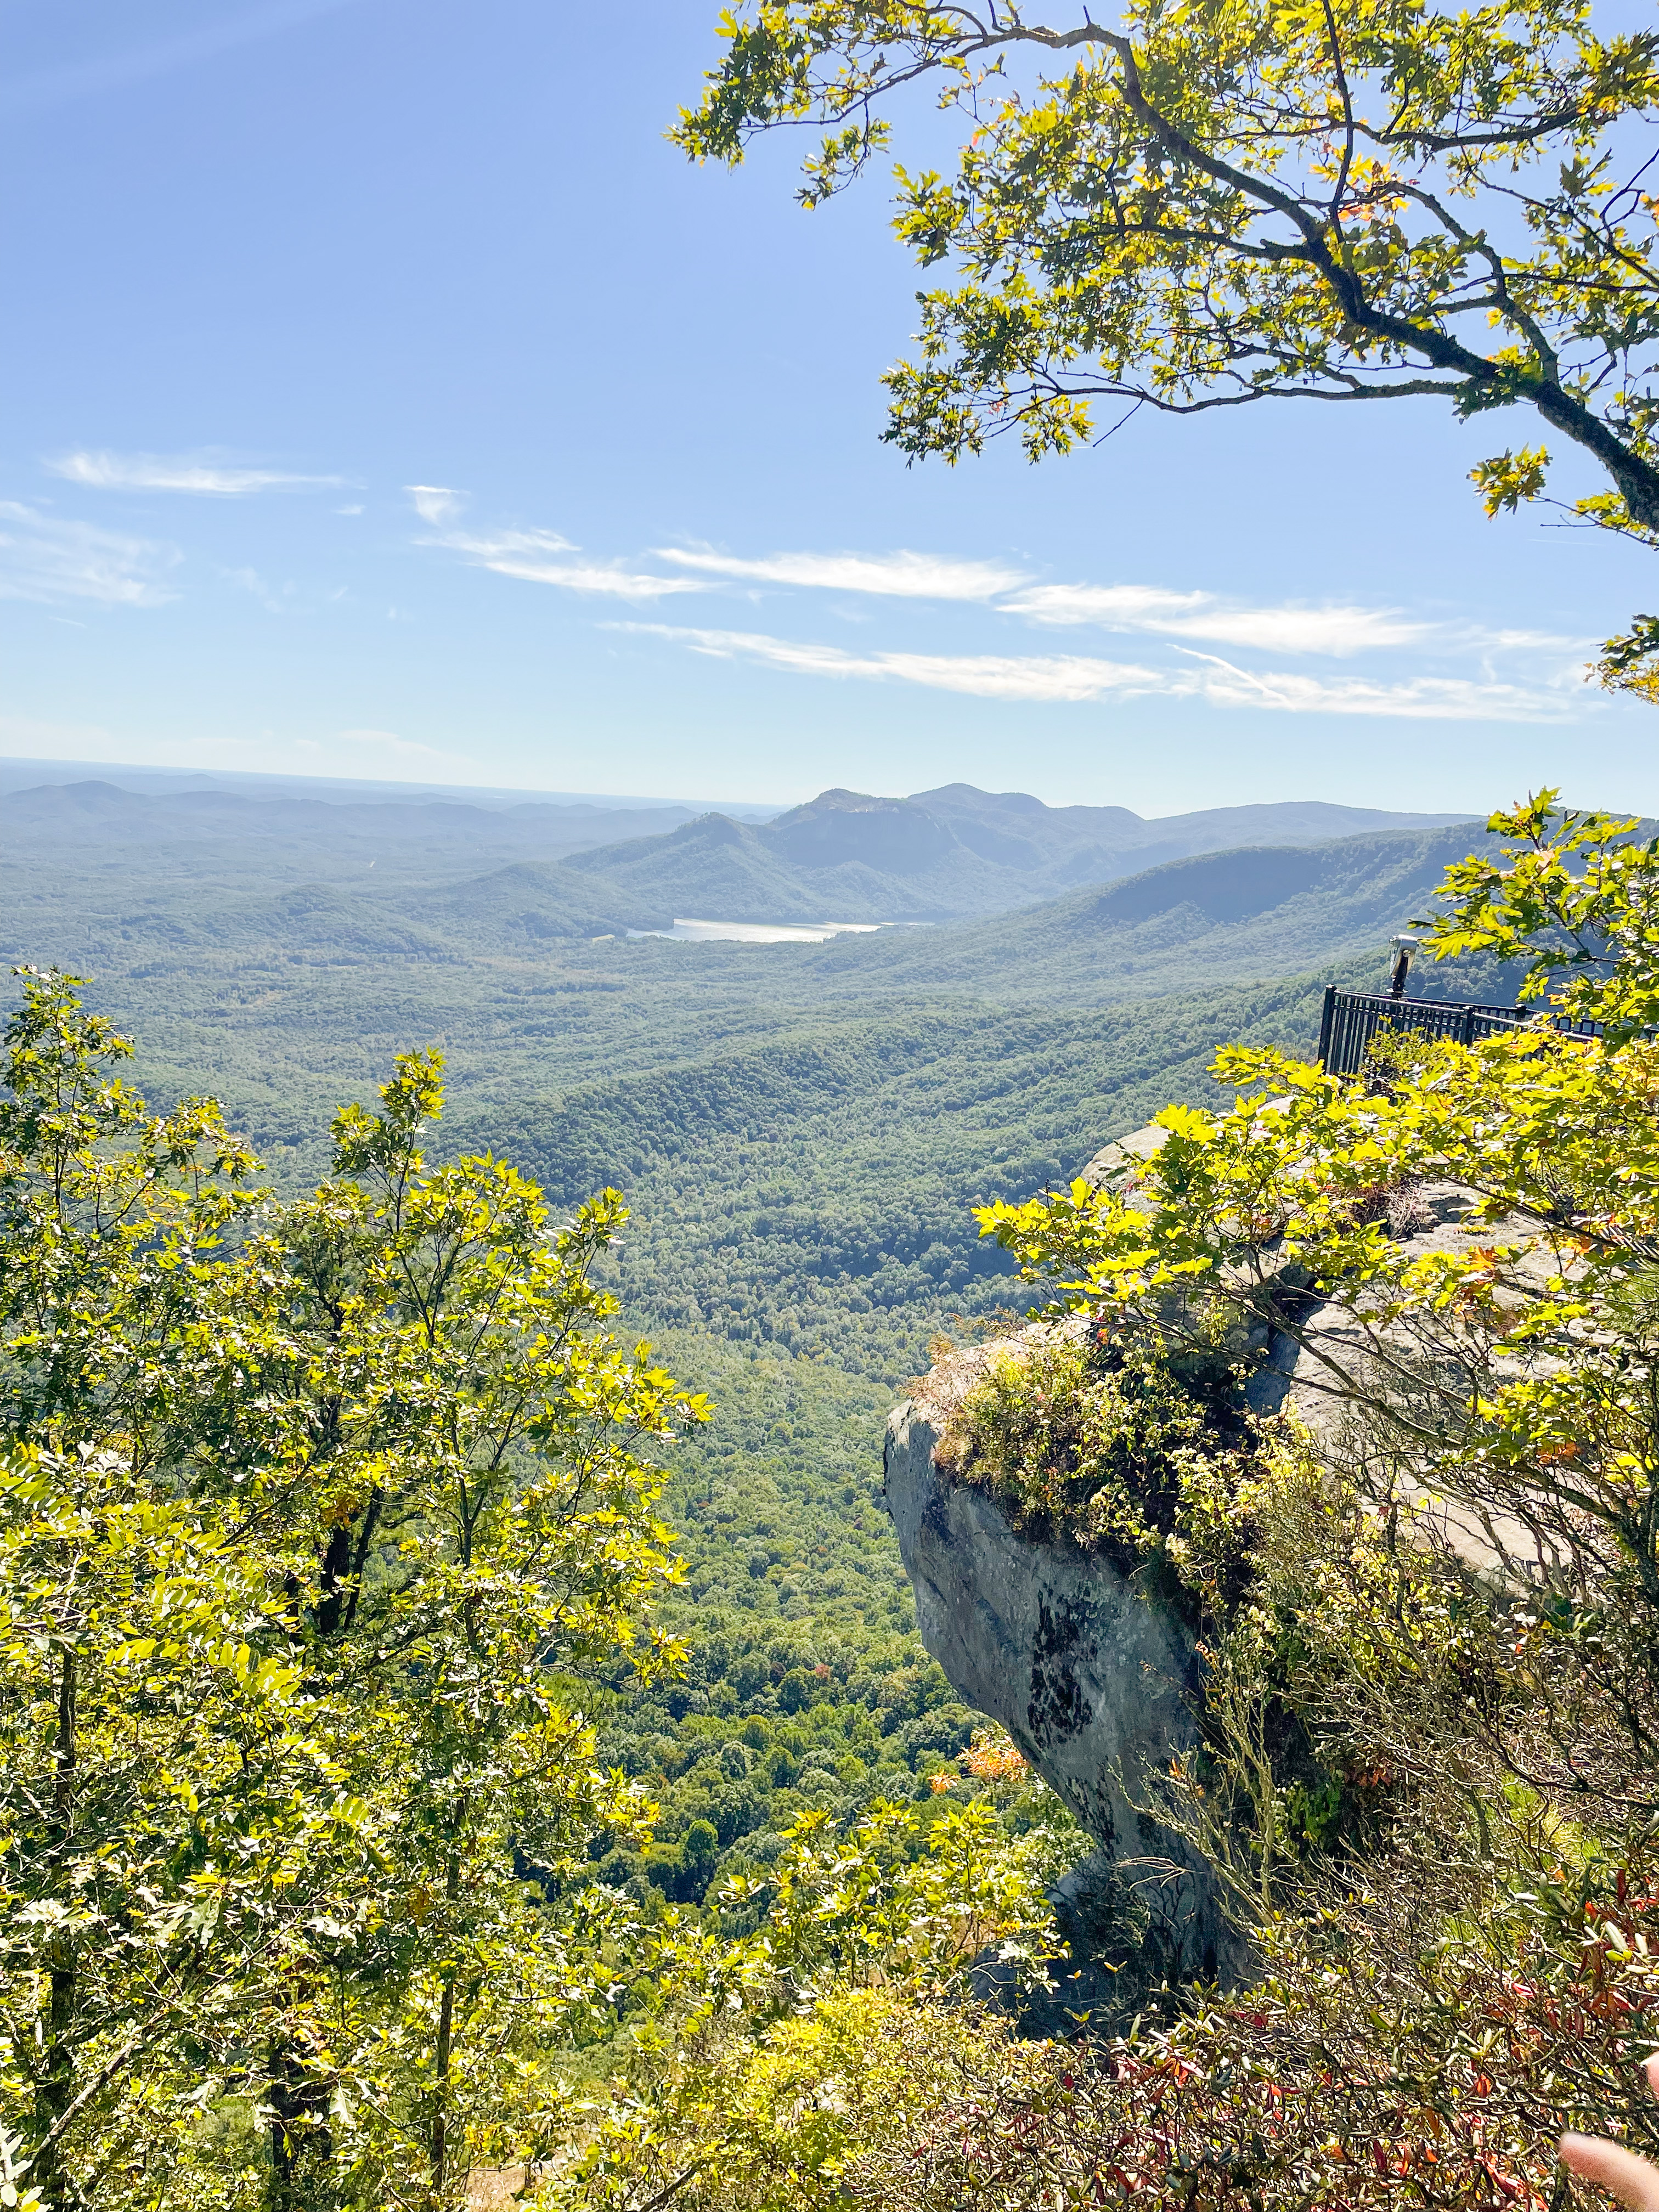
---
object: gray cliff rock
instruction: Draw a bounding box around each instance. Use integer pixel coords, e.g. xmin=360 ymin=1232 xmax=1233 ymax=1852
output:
xmin=1081 ymin=1123 xmax=1555 ymax=1581
xmin=883 ymin=1386 xmax=1243 ymax=1987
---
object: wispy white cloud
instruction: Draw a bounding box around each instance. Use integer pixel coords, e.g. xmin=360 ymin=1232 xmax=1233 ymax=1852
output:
xmin=651 ymin=545 xmax=1459 ymax=657
xmin=1478 ymin=625 xmax=1592 ymax=654
xmin=1163 ymin=602 xmax=1434 ymax=657
xmin=616 ymin=624 xmax=1179 ymax=701
xmin=50 ymin=450 xmax=344 ymax=497
xmin=618 ymin=623 xmax=1576 ymax=722
xmin=428 ymin=522 xmax=707 ymax=601
xmin=653 ymin=544 xmax=1027 ymax=601
xmin=1001 ymin=580 xmax=1434 ymax=656
xmin=414 ymin=518 xmax=1591 ymax=706
xmin=430 ymin=522 xmax=1514 ymax=667
xmin=0 ymin=502 xmax=179 ymax=607
xmin=1178 ymin=652 xmax=1575 ymax=720
xmin=408 ymin=484 xmax=467 ymax=526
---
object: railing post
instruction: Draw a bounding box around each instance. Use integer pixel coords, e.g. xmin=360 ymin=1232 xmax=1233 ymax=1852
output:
xmin=1317 ymin=984 xmax=1336 ymax=1069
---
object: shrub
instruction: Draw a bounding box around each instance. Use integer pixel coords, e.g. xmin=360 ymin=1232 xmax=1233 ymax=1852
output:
xmin=843 ymin=1855 xmax=1659 ymax=2212
xmin=932 ymin=1318 xmax=1260 ymax=1594
xmin=534 ymin=1991 xmax=1044 ymax=2212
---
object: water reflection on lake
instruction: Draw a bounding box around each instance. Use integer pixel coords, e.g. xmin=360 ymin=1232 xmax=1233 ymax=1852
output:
xmin=625 ymin=917 xmax=884 ymax=945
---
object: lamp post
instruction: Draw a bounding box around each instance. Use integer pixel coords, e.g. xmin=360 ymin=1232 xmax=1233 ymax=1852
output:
xmin=1389 ymin=936 xmax=1418 ymax=1000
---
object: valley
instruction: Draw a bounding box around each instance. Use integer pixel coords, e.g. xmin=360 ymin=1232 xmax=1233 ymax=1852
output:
xmin=0 ymin=768 xmax=1504 ymax=1901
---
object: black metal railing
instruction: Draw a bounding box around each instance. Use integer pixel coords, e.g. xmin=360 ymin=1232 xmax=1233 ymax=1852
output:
xmin=1317 ymin=985 xmax=1601 ymax=1079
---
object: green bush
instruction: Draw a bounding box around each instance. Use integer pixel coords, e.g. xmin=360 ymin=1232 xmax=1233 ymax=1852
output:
xmin=933 ymin=1313 xmax=1255 ymax=1580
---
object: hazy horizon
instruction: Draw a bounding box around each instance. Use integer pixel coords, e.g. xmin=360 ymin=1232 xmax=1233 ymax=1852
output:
xmin=0 ymin=750 xmax=1494 ymax=827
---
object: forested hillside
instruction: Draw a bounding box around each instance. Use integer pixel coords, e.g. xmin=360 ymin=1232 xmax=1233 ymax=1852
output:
xmin=459 ymin=979 xmax=1336 ymax=1374
xmin=0 ymin=794 xmax=1509 ymax=1392
xmin=0 ymin=775 xmax=1504 ymax=1925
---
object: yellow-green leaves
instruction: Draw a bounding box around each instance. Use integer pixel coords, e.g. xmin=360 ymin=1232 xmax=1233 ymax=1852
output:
xmin=537 ymin=1986 xmax=1040 ymax=2212
xmin=1472 ymin=444 xmax=1551 ymax=516
xmin=1418 ymin=789 xmax=1659 ymax=1042
xmin=0 ymin=1442 xmax=375 ymax=2207
xmin=535 ymin=1805 xmax=1060 ymax=2211
xmin=1592 ymin=612 xmax=1659 ymax=701
xmin=0 ymin=977 xmax=712 ymax=2208
xmin=680 ymin=3 xmax=1659 ymax=657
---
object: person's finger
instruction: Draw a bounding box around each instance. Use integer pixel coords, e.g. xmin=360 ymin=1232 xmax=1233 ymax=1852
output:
xmin=1561 ymin=2132 xmax=1659 ymax=2211
xmin=1646 ymin=2052 xmax=1659 ymax=2102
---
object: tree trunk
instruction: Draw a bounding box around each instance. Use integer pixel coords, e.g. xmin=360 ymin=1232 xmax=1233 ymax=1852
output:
xmin=428 ymin=1979 xmax=455 ymax=2205
xmin=428 ymin=1846 xmax=462 ymax=2208
xmin=267 ymin=2028 xmax=335 ymax=2212
xmin=33 ymin=1647 xmax=77 ymax=2207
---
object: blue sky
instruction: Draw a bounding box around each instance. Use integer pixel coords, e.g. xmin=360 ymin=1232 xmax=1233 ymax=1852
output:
xmin=2 ymin=0 xmax=1656 ymax=816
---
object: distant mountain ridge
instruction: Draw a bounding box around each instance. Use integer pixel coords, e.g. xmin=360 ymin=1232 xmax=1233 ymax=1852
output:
xmin=4 ymin=808 xmax=1496 ymax=1016
xmin=1 ymin=774 xmax=1470 ymax=924
xmin=0 ymin=778 xmax=703 ymax=876
xmin=553 ymin=785 xmax=1473 ymax=926
xmin=0 ymin=756 xmax=781 ymax=817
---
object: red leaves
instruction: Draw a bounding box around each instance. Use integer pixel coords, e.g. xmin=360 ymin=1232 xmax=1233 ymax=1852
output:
xmin=844 ymin=1866 xmax=1659 ymax=2212
xmin=1480 ymin=2153 xmax=1542 ymax=2205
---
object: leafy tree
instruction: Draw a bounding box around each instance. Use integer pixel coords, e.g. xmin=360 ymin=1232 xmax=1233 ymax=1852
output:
xmin=1423 ymin=788 xmax=1659 ymax=1041
xmin=0 ymin=966 xmax=262 ymax=1461
xmin=0 ymin=1442 xmax=357 ymax=2212
xmin=213 ymin=1045 xmax=709 ymax=2206
xmin=0 ymin=972 xmax=318 ymax=2211
xmin=977 ymin=794 xmax=1659 ymax=1787
xmin=539 ymin=1795 xmax=1062 ymax=2209
xmin=679 ymin=2 xmax=1659 ymax=688
xmin=0 ymin=974 xmax=708 ymax=2210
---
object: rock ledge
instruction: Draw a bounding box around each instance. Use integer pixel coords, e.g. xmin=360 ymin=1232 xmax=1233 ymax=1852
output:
xmin=883 ymin=1361 xmax=1241 ymax=1985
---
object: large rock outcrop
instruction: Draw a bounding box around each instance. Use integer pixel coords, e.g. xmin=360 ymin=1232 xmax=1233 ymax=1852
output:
xmin=883 ymin=1116 xmax=1559 ymax=2005
xmin=883 ymin=1357 xmax=1244 ymax=1988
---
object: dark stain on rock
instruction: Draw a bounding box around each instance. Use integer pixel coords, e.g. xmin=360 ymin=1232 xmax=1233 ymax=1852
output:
xmin=920 ymin=1469 xmax=955 ymax=1550
xmin=1028 ymin=1594 xmax=1094 ymax=1746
